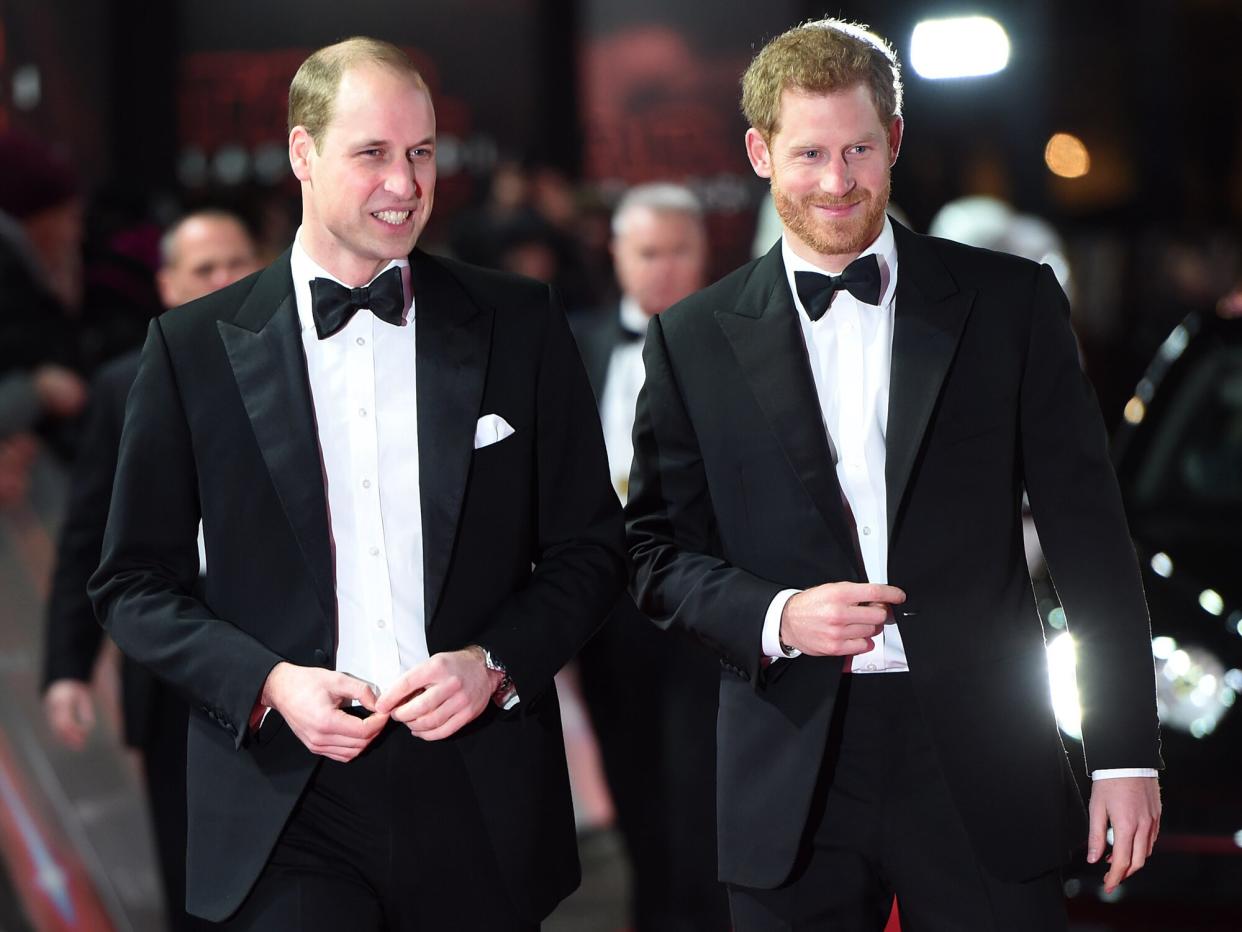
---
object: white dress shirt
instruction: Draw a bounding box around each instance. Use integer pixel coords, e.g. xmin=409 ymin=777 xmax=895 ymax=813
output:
xmin=756 ymin=217 xmax=1154 ymax=781
xmin=599 ymin=297 xmax=651 ymax=502
xmin=760 ymin=217 xmax=906 ymax=673
xmin=290 ymin=231 xmax=428 ymax=694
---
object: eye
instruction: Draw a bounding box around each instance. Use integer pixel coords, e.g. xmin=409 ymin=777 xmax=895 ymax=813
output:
xmin=802 ymin=149 xmax=821 ymax=160
xmin=360 ymin=148 xmax=383 ymax=158
xmin=410 ymin=147 xmax=434 ymax=161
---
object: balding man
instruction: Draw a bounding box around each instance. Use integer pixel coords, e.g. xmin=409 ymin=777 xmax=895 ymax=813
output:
xmin=43 ymin=208 xmax=258 ymax=932
xmin=573 ymin=183 xmax=730 ymax=931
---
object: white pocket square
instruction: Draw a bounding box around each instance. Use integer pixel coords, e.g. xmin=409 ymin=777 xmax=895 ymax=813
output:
xmin=474 ymin=413 xmax=515 ymax=450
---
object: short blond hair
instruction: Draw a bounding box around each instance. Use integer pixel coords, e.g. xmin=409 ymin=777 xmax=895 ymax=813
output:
xmin=741 ymin=19 xmax=902 ymax=140
xmin=287 ymin=37 xmax=427 ymax=149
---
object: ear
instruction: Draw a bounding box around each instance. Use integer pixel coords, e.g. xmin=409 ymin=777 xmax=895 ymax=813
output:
xmin=289 ymin=126 xmax=315 ymax=182
xmin=745 ymin=128 xmax=773 ymax=179
xmin=887 ymin=116 xmax=904 ymax=166
xmin=155 ymin=267 xmax=175 ymax=308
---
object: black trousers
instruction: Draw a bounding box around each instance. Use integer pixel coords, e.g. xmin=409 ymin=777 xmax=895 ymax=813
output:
xmin=728 ymin=674 xmax=1068 ymax=932
xmin=218 ymin=720 xmax=536 ymax=931
xmin=578 ymin=609 xmax=730 ymax=931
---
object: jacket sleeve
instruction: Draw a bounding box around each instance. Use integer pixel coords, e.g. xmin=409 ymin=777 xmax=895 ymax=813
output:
xmin=625 ymin=314 xmax=782 ymax=685
xmin=88 ymin=319 xmax=283 ymax=749
xmin=1019 ymin=263 xmax=1162 ymax=772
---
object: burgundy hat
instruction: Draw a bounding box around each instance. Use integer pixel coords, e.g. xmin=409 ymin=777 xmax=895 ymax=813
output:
xmin=0 ymin=129 xmax=79 ymax=220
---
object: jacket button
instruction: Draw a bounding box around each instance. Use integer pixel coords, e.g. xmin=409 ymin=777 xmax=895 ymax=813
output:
xmin=313 ymin=649 xmax=328 ymax=665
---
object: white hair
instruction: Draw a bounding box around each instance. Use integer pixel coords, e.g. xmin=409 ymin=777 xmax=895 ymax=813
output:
xmin=611 ymin=183 xmax=704 ymax=237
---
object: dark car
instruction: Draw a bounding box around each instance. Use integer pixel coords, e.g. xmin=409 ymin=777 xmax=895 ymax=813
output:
xmin=1035 ymin=309 xmax=1242 ymax=929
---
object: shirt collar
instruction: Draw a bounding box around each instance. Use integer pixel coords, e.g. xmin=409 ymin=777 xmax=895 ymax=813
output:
xmin=781 ymin=214 xmax=898 ymax=317
xmin=290 ymin=227 xmax=414 ymax=334
xmin=619 ymin=295 xmax=652 ymax=336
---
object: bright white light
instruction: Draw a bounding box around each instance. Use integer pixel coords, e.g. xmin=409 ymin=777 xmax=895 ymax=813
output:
xmin=1233 ymin=830 xmax=1242 ymax=849
xmin=1155 ymin=644 xmax=1231 ymax=736
xmin=1151 ymin=636 xmax=1178 ymax=660
xmin=1159 ymin=325 xmax=1190 ymax=362
xmin=1166 ymin=650 xmax=1192 ymax=678
xmin=1149 ymin=552 xmax=1173 ymax=578
xmin=1046 ymin=633 xmax=1082 ymax=740
xmin=1199 ymin=589 xmax=1225 ymax=616
xmin=910 ymin=17 xmax=1010 ymax=80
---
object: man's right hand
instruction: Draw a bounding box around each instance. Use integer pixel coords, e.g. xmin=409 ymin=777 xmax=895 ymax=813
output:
xmin=44 ymin=679 xmax=96 ymax=750
xmin=780 ymin=582 xmax=907 ymax=656
xmin=259 ymin=662 xmax=387 ymax=762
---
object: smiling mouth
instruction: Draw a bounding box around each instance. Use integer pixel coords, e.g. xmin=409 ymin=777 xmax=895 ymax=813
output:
xmin=373 ymin=210 xmax=412 ymax=225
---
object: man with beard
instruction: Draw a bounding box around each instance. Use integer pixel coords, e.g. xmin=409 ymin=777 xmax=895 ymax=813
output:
xmin=626 ymin=19 xmax=1161 ymax=931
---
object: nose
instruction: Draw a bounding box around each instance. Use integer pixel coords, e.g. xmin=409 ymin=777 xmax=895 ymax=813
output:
xmin=385 ymin=159 xmax=417 ymax=200
xmin=818 ymin=154 xmax=854 ymax=199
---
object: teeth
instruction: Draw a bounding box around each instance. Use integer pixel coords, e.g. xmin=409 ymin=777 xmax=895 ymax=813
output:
xmin=373 ymin=210 xmax=411 ymax=225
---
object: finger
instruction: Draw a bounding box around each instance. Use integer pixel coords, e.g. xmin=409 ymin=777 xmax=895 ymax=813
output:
xmin=412 ymin=708 xmax=473 ymax=742
xmin=1125 ymin=826 xmax=1151 ymax=879
xmin=408 ymin=690 xmax=468 ymax=734
xmin=316 ymin=708 xmax=387 ymax=742
xmin=375 ymin=663 xmax=436 ymax=714
xmin=330 ymin=673 xmax=380 ymax=709
xmin=74 ymin=694 xmax=96 ymax=731
xmin=392 ymin=680 xmax=453 ymax=724
xmin=856 ymin=583 xmax=906 ymax=605
xmin=843 ymin=637 xmax=876 ymax=655
xmin=1103 ymin=825 xmax=1133 ymax=891
xmin=835 ymin=605 xmax=889 ymax=626
xmin=1086 ymin=796 xmax=1109 ymax=863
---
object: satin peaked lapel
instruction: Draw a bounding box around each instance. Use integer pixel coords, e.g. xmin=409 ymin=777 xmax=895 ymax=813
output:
xmin=715 ymin=245 xmax=860 ymax=572
xmin=217 ymin=252 xmax=335 ymax=622
xmin=886 ymin=223 xmax=976 ymax=541
xmin=411 ymin=251 xmax=493 ymax=627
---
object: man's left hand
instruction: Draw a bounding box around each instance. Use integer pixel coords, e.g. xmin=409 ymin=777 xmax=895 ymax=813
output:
xmin=1087 ymin=776 xmax=1161 ymax=893
xmin=376 ymin=648 xmax=500 ymax=741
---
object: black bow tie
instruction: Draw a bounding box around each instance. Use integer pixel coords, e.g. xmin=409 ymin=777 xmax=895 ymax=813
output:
xmin=794 ymin=254 xmax=882 ymax=321
xmin=310 ymin=266 xmax=405 ymax=340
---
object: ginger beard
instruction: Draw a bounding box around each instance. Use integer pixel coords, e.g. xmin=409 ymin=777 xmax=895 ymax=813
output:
xmin=770 ymin=168 xmax=891 ymax=259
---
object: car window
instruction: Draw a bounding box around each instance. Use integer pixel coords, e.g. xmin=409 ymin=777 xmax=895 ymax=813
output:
xmin=1133 ymin=345 xmax=1242 ymax=507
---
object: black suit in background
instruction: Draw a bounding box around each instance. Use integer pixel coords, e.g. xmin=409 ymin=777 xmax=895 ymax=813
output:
xmin=90 ymin=248 xmax=626 ymax=925
xmin=627 ymin=223 xmax=1161 ymax=922
xmin=571 ymin=309 xmax=730 ymax=930
xmin=42 ymin=351 xmax=207 ymax=931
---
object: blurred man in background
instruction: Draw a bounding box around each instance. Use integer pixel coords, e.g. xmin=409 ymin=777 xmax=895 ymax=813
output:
xmin=42 ymin=208 xmax=258 ymax=932
xmin=574 ymin=182 xmax=730 ymax=930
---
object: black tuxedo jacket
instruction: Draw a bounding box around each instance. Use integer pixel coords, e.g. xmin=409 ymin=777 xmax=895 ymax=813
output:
xmin=90 ymin=249 xmax=626 ymax=922
xmin=43 ymin=351 xmax=169 ymax=747
xmin=626 ymin=222 xmax=1162 ymax=889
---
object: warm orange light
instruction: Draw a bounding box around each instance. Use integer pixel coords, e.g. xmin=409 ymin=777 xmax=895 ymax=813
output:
xmin=1045 ymin=133 xmax=1090 ymax=178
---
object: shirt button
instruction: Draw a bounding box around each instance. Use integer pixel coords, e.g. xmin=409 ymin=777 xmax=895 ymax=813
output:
xmin=376 ymin=619 xmax=386 ymax=629
xmin=362 ymin=479 xmax=372 ymax=489
xmin=369 ymin=546 xmax=379 ymax=556
xmin=359 ymin=408 xmax=368 ymax=418
xmin=865 ymin=663 xmax=877 ymax=671
xmin=356 ymin=337 xmax=366 ymax=346
xmin=862 ymin=526 xmax=871 ymax=536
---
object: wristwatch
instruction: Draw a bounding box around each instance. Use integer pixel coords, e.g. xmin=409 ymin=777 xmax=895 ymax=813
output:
xmin=481 ymin=647 xmax=518 ymax=709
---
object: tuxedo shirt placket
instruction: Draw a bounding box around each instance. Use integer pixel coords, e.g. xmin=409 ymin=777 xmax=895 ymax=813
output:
xmin=600 ymin=297 xmax=651 ymax=501
xmin=784 ymin=221 xmax=907 ymax=673
xmin=292 ymin=236 xmax=429 ymax=694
